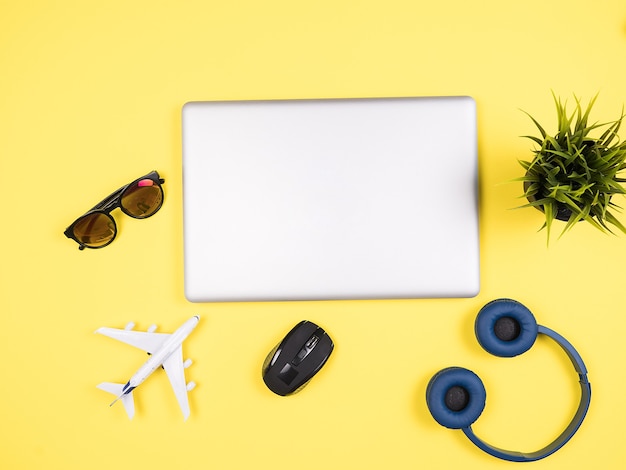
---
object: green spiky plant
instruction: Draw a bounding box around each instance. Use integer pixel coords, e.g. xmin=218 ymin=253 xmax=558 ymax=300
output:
xmin=517 ymin=94 xmax=626 ymax=241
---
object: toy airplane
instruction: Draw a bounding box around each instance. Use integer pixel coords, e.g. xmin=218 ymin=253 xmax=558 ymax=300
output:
xmin=95 ymin=316 xmax=199 ymax=420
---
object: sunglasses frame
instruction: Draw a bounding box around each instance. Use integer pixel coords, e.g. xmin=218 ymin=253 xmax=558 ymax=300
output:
xmin=64 ymin=170 xmax=165 ymax=250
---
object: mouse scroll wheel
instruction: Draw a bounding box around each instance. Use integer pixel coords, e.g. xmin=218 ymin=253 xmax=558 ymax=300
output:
xmin=305 ymin=335 xmax=319 ymax=350
xmin=292 ymin=335 xmax=319 ymax=366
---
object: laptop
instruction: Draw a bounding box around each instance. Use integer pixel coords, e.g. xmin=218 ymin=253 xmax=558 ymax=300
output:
xmin=182 ymin=96 xmax=479 ymax=302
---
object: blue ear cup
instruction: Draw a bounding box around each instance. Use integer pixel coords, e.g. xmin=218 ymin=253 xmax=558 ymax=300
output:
xmin=426 ymin=367 xmax=486 ymax=429
xmin=475 ymin=298 xmax=538 ymax=357
xmin=426 ymin=299 xmax=591 ymax=462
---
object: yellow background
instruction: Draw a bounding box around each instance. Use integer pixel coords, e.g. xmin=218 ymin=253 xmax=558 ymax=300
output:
xmin=1 ymin=1 xmax=625 ymax=468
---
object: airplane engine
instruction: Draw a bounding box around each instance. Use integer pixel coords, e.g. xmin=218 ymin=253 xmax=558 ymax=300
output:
xmin=147 ymin=324 xmax=157 ymax=333
xmin=183 ymin=359 xmax=193 ymax=369
xmin=124 ymin=322 xmax=135 ymax=330
xmin=186 ymin=381 xmax=196 ymax=391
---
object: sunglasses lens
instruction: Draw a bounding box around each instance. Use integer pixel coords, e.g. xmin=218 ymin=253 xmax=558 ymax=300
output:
xmin=121 ymin=178 xmax=163 ymax=218
xmin=72 ymin=212 xmax=116 ymax=248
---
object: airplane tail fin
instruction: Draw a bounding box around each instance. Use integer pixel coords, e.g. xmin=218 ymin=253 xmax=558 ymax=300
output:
xmin=97 ymin=382 xmax=135 ymax=419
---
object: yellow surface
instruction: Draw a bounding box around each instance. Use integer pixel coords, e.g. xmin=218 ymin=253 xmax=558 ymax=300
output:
xmin=1 ymin=1 xmax=625 ymax=468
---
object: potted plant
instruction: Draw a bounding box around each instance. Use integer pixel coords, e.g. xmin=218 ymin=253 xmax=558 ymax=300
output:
xmin=517 ymin=93 xmax=626 ymax=241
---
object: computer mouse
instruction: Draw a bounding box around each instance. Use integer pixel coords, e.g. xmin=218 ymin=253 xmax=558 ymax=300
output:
xmin=262 ymin=320 xmax=334 ymax=396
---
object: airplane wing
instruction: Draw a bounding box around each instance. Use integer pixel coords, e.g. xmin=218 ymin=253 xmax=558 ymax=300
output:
xmin=162 ymin=345 xmax=191 ymax=420
xmin=95 ymin=327 xmax=170 ymax=354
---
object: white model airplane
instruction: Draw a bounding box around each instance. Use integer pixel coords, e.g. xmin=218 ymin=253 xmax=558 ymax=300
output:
xmin=95 ymin=316 xmax=199 ymax=420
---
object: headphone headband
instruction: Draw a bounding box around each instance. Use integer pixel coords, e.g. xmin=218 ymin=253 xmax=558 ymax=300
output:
xmin=426 ymin=299 xmax=591 ymax=462
xmin=462 ymin=324 xmax=591 ymax=462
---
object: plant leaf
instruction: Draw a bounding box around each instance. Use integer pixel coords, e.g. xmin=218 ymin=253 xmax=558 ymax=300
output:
xmin=521 ymin=109 xmax=547 ymax=139
xmin=604 ymin=211 xmax=626 ymax=234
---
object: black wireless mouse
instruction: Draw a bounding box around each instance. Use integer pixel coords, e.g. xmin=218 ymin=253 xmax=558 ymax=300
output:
xmin=262 ymin=320 xmax=334 ymax=396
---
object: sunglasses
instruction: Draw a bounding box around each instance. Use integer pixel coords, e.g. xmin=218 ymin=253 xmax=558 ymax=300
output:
xmin=64 ymin=171 xmax=165 ymax=250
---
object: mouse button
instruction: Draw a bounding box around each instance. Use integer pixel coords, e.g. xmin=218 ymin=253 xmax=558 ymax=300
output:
xmin=279 ymin=321 xmax=308 ymax=344
xmin=291 ymin=334 xmax=320 ymax=366
xmin=280 ymin=323 xmax=316 ymax=355
xmin=308 ymin=335 xmax=334 ymax=363
xmin=294 ymin=321 xmax=319 ymax=339
xmin=286 ymin=321 xmax=312 ymax=340
xmin=292 ymin=348 xmax=307 ymax=366
xmin=317 ymin=332 xmax=334 ymax=352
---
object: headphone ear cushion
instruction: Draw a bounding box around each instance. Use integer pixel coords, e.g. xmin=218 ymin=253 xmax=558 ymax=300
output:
xmin=426 ymin=367 xmax=486 ymax=429
xmin=475 ymin=299 xmax=538 ymax=357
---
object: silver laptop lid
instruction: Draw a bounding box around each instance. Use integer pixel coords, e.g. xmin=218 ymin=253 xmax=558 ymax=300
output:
xmin=182 ymin=96 xmax=479 ymax=302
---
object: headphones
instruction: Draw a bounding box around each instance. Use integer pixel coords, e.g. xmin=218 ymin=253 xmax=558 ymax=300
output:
xmin=425 ymin=298 xmax=591 ymax=462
